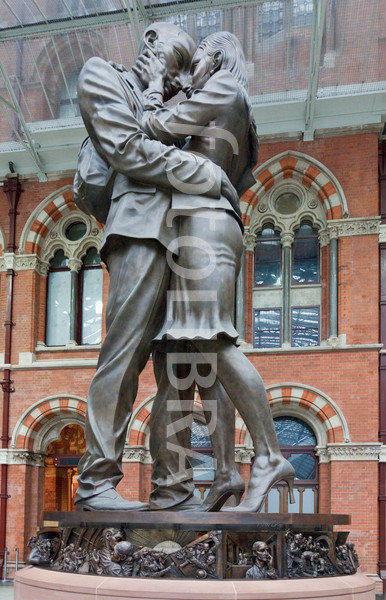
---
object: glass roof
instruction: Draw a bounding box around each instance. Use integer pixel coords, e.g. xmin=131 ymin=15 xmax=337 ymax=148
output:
xmin=0 ymin=0 xmax=385 ymax=178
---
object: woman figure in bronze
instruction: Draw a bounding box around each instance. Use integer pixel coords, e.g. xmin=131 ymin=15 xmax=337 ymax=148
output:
xmin=143 ymin=31 xmax=295 ymax=512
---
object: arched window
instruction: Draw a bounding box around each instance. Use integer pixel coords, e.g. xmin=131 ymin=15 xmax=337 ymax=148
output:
xmin=190 ymin=420 xmax=214 ymax=501
xmin=46 ymin=250 xmax=71 ymax=346
xmin=254 ymin=224 xmax=282 ymax=287
xmin=292 ymin=222 xmax=320 ymax=284
xmin=57 ymin=71 xmax=81 ymax=119
xmin=45 ymin=242 xmax=103 ymax=347
xmin=261 ymin=416 xmax=318 ymax=514
xmin=252 ymin=213 xmax=322 ymax=349
xmin=79 ymin=248 xmax=103 ymax=345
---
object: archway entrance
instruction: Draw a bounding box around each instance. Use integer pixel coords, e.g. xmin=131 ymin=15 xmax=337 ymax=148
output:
xmin=44 ymin=424 xmax=85 ymax=511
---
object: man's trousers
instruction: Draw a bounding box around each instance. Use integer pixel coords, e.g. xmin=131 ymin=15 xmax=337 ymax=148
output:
xmin=76 ymin=237 xmax=172 ymax=500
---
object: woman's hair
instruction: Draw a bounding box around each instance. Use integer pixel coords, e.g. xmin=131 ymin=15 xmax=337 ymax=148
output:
xmin=199 ymin=31 xmax=248 ymax=90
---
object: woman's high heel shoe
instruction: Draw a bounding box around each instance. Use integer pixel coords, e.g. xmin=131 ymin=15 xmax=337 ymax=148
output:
xmin=201 ymin=473 xmax=245 ymax=512
xmin=222 ymin=460 xmax=296 ymax=513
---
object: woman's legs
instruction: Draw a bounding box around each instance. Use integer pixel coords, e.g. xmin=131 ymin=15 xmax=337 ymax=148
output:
xmin=198 ymin=379 xmax=245 ymax=509
xmin=194 ymin=337 xmax=295 ymax=511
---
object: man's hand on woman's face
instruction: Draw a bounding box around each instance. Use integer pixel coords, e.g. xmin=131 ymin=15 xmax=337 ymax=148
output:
xmin=137 ymin=48 xmax=167 ymax=93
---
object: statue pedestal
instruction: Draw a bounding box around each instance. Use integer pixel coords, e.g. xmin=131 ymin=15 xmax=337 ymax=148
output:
xmin=26 ymin=512 xmax=362 ymax=582
xmin=15 ymin=567 xmax=375 ymax=599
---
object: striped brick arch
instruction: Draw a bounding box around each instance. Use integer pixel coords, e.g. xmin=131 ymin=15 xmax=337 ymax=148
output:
xmin=128 ymin=394 xmax=204 ymax=448
xmin=11 ymin=395 xmax=87 ymax=451
xmin=19 ymin=186 xmax=103 ymax=257
xmin=240 ymin=151 xmax=348 ymax=227
xmin=236 ymin=384 xmax=350 ymax=448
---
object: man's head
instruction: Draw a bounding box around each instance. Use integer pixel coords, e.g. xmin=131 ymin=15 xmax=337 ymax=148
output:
xmin=252 ymin=541 xmax=271 ymax=564
xmin=137 ymin=22 xmax=195 ymax=100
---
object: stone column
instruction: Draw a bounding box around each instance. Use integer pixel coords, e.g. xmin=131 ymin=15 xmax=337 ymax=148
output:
xmin=328 ymin=229 xmax=339 ymax=338
xmin=281 ymin=233 xmax=294 ymax=347
xmin=68 ymin=258 xmax=82 ymax=344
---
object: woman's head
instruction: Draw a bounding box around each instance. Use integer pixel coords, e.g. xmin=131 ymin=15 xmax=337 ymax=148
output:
xmin=186 ymin=31 xmax=248 ymax=97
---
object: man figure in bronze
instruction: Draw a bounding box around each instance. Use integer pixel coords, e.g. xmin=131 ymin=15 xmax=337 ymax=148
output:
xmin=74 ymin=22 xmax=238 ymax=511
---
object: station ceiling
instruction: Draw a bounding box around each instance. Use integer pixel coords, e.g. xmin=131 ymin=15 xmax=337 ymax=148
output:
xmin=0 ymin=0 xmax=385 ymax=180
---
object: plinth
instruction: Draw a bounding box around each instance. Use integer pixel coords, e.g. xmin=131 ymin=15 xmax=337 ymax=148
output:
xmin=15 ymin=567 xmax=375 ymax=600
xmin=21 ymin=511 xmax=366 ymax=585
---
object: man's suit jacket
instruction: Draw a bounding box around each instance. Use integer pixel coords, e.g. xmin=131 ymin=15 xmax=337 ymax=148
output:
xmin=77 ymin=57 xmax=222 ymax=254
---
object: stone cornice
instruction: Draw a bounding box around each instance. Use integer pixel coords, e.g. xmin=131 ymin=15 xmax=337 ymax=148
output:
xmin=380 ymin=445 xmax=386 ymax=463
xmin=316 ymin=443 xmax=382 ymax=464
xmin=0 ymin=253 xmax=49 ymax=276
xmin=327 ymin=216 xmax=380 ymax=239
xmin=0 ymin=449 xmax=46 ymax=467
xmin=122 ymin=447 xmax=152 ymax=464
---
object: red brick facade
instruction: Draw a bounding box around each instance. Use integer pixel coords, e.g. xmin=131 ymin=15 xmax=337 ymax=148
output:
xmin=0 ymin=131 xmax=382 ymax=591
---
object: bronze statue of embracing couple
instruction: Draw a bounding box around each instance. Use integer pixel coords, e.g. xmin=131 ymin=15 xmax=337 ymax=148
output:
xmin=73 ymin=21 xmax=295 ymax=513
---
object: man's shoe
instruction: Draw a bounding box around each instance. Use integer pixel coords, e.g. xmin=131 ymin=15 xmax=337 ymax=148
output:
xmin=75 ymin=488 xmax=149 ymax=511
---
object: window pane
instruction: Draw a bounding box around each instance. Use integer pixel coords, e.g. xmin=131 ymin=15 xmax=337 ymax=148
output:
xmin=191 ymin=453 xmax=215 ymax=481
xmin=46 ymin=271 xmax=71 ymax=346
xmin=287 ymin=453 xmax=316 ymax=480
xmin=81 ymin=268 xmax=103 ymax=345
xmin=288 ymin=488 xmax=301 ymax=513
xmin=254 ymin=309 xmax=281 ymax=348
xmin=50 ymin=249 xmax=68 ymax=267
xmin=292 ymin=223 xmax=319 ymax=284
xmin=191 ymin=421 xmax=211 ymax=448
xmin=83 ymin=247 xmax=101 ymax=266
xmin=266 ymin=487 xmax=280 ymax=512
xmin=65 ymin=221 xmax=87 ymax=241
xmin=291 ymin=307 xmax=319 ymax=347
xmin=302 ymin=487 xmax=316 ymax=514
xmin=254 ymin=227 xmax=282 ymax=286
xmin=274 ymin=417 xmax=317 ymax=446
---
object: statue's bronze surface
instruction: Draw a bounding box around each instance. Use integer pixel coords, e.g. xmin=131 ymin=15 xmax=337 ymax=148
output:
xmin=74 ymin=22 xmax=294 ymax=513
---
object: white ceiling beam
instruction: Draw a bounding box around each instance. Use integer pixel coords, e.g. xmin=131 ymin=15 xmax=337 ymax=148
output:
xmin=0 ymin=0 xmax=260 ymax=41
xmin=0 ymin=57 xmax=47 ymax=180
xmin=303 ymin=0 xmax=327 ymax=141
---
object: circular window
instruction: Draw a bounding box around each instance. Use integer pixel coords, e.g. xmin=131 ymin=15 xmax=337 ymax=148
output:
xmin=65 ymin=221 xmax=87 ymax=241
xmin=275 ymin=192 xmax=301 ymax=215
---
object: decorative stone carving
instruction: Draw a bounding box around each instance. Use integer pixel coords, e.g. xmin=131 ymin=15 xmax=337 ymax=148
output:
xmin=280 ymin=232 xmax=294 ymax=248
xmin=0 ymin=449 xmax=46 ymax=467
xmin=316 ymin=443 xmax=382 ymax=463
xmin=0 ymin=254 xmax=50 ymax=276
xmin=234 ymin=447 xmax=255 ymax=464
xmin=28 ymin=531 xmax=61 ymax=566
xmin=318 ymin=229 xmax=330 ymax=247
xmin=243 ymin=230 xmax=256 ymax=251
xmin=307 ymin=198 xmax=319 ymax=210
xmin=327 ymin=217 xmax=380 ymax=239
xmin=68 ymin=258 xmax=83 ymax=272
xmin=122 ymin=447 xmax=152 ymax=464
xmin=257 ymin=202 xmax=268 ymax=213
xmin=245 ymin=541 xmax=277 ymax=580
